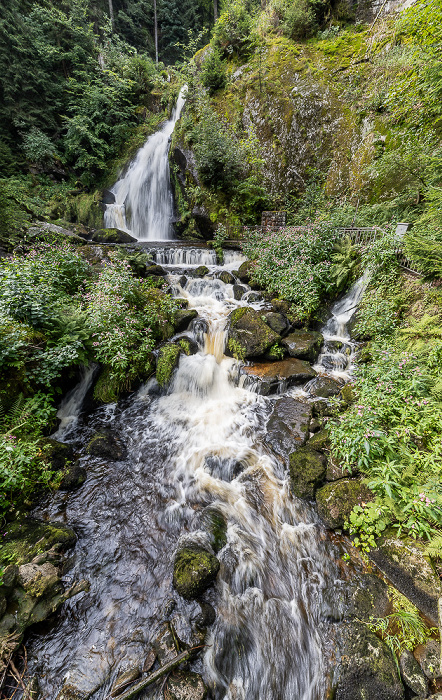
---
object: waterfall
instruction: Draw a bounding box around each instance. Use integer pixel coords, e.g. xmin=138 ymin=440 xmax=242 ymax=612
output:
xmin=104 ymin=86 xmax=187 ymax=241
xmin=52 ymin=364 xmax=98 ymax=440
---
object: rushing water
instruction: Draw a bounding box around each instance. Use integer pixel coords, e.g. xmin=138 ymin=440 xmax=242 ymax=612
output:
xmin=104 ymin=87 xmax=187 ymax=241
xmin=24 ymin=248 xmax=364 ymax=699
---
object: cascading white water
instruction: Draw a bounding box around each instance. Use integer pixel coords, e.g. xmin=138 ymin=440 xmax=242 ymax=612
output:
xmin=104 ymin=86 xmax=187 ymax=241
xmin=52 ymin=364 xmax=98 ymax=440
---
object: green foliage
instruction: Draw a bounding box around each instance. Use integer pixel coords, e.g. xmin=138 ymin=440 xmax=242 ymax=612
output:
xmin=227 ymin=337 xmax=246 ymax=360
xmin=242 ymin=223 xmax=339 ymax=320
xmin=212 ymin=0 xmax=258 ymax=57
xmin=404 ymin=231 xmax=442 ymax=280
xmin=212 ymin=224 xmax=229 ymax=262
xmin=329 ymin=236 xmax=360 ymax=293
xmin=22 ymin=127 xmax=57 ymax=166
xmin=201 ymin=47 xmax=227 ymax=94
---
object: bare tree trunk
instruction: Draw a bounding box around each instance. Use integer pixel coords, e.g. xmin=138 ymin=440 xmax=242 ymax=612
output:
xmin=154 ymin=0 xmax=159 ymax=65
xmin=108 ymin=0 xmax=114 ymax=30
xmin=214 ymin=0 xmax=218 ymax=22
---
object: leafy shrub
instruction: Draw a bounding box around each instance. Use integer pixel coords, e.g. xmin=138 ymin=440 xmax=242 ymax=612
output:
xmin=22 ymin=127 xmax=56 ymax=165
xmin=201 ymin=47 xmax=227 ymax=94
xmin=404 ymin=232 xmax=442 ymax=280
xmin=212 ymin=0 xmax=258 ymax=57
xmin=242 ymin=223 xmax=339 ymax=320
xmin=283 ymin=0 xmax=316 ymax=39
xmin=193 ymin=105 xmax=244 ymax=192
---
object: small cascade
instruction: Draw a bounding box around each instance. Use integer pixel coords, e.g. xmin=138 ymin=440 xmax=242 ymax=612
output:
xmin=104 ymin=87 xmax=187 ymax=241
xmin=52 ymin=364 xmax=98 ymax=440
xmin=145 ymin=246 xmax=246 ymax=269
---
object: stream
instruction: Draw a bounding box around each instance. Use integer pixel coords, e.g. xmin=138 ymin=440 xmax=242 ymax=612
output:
xmin=24 ymin=245 xmax=366 ymax=699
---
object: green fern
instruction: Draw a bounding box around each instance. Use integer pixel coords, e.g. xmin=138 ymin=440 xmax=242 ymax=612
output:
xmin=425 ymin=534 xmax=442 ymax=559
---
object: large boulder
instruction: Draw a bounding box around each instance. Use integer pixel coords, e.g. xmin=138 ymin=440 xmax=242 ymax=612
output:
xmin=173 ymin=547 xmax=220 ymax=600
xmin=264 ymin=397 xmax=311 ymax=458
xmin=227 ymin=308 xmax=280 ymax=359
xmin=237 ymin=260 xmax=255 ymax=283
xmin=369 ymin=538 xmax=442 ymax=627
xmin=304 ymin=376 xmax=344 ymax=398
xmin=399 ymin=649 xmax=428 ymax=696
xmin=194 ymin=265 xmax=209 ymax=278
xmin=156 ymin=343 xmax=182 ymax=386
xmin=86 ymin=432 xmax=127 ymax=460
xmin=241 ymin=358 xmax=316 ymax=394
xmin=233 ymin=284 xmax=247 ymax=300
xmin=316 ymin=479 xmax=373 ymax=529
xmin=261 ymin=311 xmax=291 ymax=337
xmin=281 ymin=330 xmax=324 ymax=363
xmin=334 ymin=622 xmax=404 ymax=700
xmin=174 ymin=309 xmax=198 ymax=332
xmin=217 ymin=270 xmax=235 ymax=284
xmin=289 ymin=447 xmax=326 ymax=499
xmin=413 ymin=638 xmax=441 ymax=680
xmin=90 ymin=228 xmax=138 ymax=244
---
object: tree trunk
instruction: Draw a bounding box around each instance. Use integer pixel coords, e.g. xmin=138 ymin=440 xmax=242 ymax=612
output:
xmin=154 ymin=0 xmax=158 ymax=65
xmin=214 ymin=0 xmax=218 ymax=22
xmin=108 ymin=0 xmax=114 ymax=30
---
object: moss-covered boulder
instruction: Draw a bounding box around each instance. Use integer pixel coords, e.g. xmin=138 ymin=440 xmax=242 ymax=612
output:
xmin=261 ymin=311 xmax=290 ymax=337
xmin=194 ymin=265 xmax=209 ymax=278
xmin=316 ymin=479 xmax=373 ymax=529
xmin=369 ymin=537 xmax=442 ymax=627
xmin=325 ymin=455 xmax=354 ymax=481
xmin=173 ymin=547 xmax=220 ymax=600
xmin=306 ymin=428 xmax=329 ymax=452
xmin=175 ymin=336 xmax=199 ymax=356
xmin=217 ymin=270 xmax=235 ymax=284
xmin=413 ymin=638 xmax=441 ymax=680
xmin=86 ymin=432 xmax=127 ymax=460
xmin=305 ymin=376 xmax=344 ymax=398
xmin=174 ymin=308 xmax=198 ymax=332
xmin=43 ymin=438 xmax=75 ymax=470
xmin=340 ymin=383 xmax=356 ymax=405
xmin=167 ymin=671 xmax=208 ymax=700
xmin=334 ymin=622 xmax=404 ymax=700
xmin=0 ymin=520 xmax=76 ymax=568
xmin=226 ymin=307 xmax=280 ymax=359
xmin=281 ymin=330 xmax=324 ymax=363
xmin=289 ymin=447 xmax=326 ymax=499
xmin=156 ymin=343 xmax=182 ymax=386
xmin=58 ymin=461 xmax=87 ymax=491
xmin=232 ymin=284 xmax=247 ymax=300
xmin=90 ymin=228 xmax=138 ymax=244
xmin=237 ymin=260 xmax=255 ymax=283
xmin=145 ymin=264 xmax=167 ymax=276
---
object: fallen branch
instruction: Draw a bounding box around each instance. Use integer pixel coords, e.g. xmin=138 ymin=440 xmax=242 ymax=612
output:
xmin=114 ymin=647 xmax=199 ymax=700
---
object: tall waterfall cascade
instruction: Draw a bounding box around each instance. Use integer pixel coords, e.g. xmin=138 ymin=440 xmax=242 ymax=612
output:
xmin=104 ymin=86 xmax=187 ymax=241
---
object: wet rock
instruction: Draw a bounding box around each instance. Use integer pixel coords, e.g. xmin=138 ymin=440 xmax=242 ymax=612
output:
xmin=242 ymin=358 xmax=316 ymax=394
xmin=309 ymin=417 xmax=322 ymax=432
xmin=232 ymin=283 xmax=247 ymax=300
xmin=0 ymin=520 xmax=76 ymax=569
xmin=265 ymin=397 xmax=312 ymax=457
xmin=55 ymin=684 xmax=87 ymax=700
xmin=217 ymin=270 xmax=235 ymax=284
xmin=340 ymin=383 xmax=356 ymax=405
xmin=17 ymin=562 xmax=61 ymax=598
xmin=167 ymin=671 xmax=208 ymax=700
xmin=399 ymin=649 xmax=428 ymax=696
xmin=58 ymin=461 xmax=86 ymax=491
xmin=110 ymin=666 xmax=141 ymax=697
xmin=204 ymin=455 xmax=244 ymax=482
xmin=244 ymin=291 xmax=262 ymax=303
xmin=282 ymin=330 xmax=324 ymax=363
xmin=0 ymin=592 xmax=6 ymax=618
xmin=152 ymin=622 xmax=179 ymax=663
xmin=261 ymin=311 xmax=290 ymax=337
xmin=143 ymin=647 xmax=156 ymax=672
xmin=86 ymin=432 xmax=127 ymax=461
xmin=304 ymin=376 xmax=344 ymax=398
xmin=156 ymin=343 xmax=182 ymax=386
xmin=369 ymin=538 xmax=442 ymax=627
xmin=271 ymin=298 xmax=291 ymax=315
xmin=326 ymin=455 xmax=354 ymax=481
xmin=145 ymin=264 xmax=167 ymax=276
xmin=90 ymin=227 xmax=138 ymax=244
xmin=344 ymin=574 xmax=390 ymax=621
xmin=194 ymin=601 xmax=216 ymax=630
xmin=201 ymin=505 xmax=228 ymax=552
xmin=162 ymin=598 xmax=177 ymax=618
xmin=178 ymin=275 xmax=188 ymax=287
xmin=27 ymin=222 xmax=85 ymax=246
xmin=43 ymin=438 xmax=75 ymax=469
xmin=334 ymin=622 xmax=404 ymax=700
xmin=311 ymin=398 xmax=335 ymax=418
xmin=174 ymin=336 xmax=199 ymax=356
xmin=237 ymin=260 xmax=254 ymax=283
xmin=316 ymin=479 xmax=373 ymax=529
xmin=173 ymin=547 xmax=220 ymax=600
xmin=414 ymin=638 xmax=441 ymax=679
xmin=289 ymin=447 xmax=326 ymax=499
xmin=194 ymin=265 xmax=209 ymax=278
xmin=306 ymin=428 xmax=329 ymax=452
xmin=174 ymin=309 xmax=198 ymax=332
xmin=226 ymin=307 xmax=280 ymax=359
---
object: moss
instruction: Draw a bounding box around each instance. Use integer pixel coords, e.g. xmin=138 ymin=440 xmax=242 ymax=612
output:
xmin=173 ymin=547 xmax=220 ymax=600
xmin=0 ymin=520 xmax=76 ymax=568
xmin=341 ymin=383 xmax=356 ymax=405
xmin=93 ymin=367 xmax=123 ymax=404
xmin=156 ymin=343 xmax=181 ymax=386
xmin=307 ymin=428 xmax=329 ymax=451
xmin=289 ymin=447 xmax=326 ymax=499
xmin=316 ymin=479 xmax=373 ymax=529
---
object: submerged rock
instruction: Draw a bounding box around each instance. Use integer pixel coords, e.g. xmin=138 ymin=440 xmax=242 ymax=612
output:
xmin=370 ymin=538 xmax=442 ymax=626
xmin=86 ymin=432 xmax=127 ymax=461
xmin=58 ymin=461 xmax=86 ymax=491
xmin=334 ymin=622 xmax=404 ymax=700
xmin=173 ymin=547 xmax=220 ymax=600
xmin=316 ymin=479 xmax=373 ymax=529
xmin=399 ymin=649 xmax=428 ymax=696
xmin=55 ymin=685 xmax=87 ymax=700
xmin=227 ymin=307 xmax=280 ymax=359
xmin=289 ymin=447 xmax=326 ymax=499
xmin=242 ymin=358 xmax=316 ymax=394
xmin=281 ymin=330 xmax=323 ymax=363
xmin=167 ymin=671 xmax=208 ymax=700
xmin=156 ymin=343 xmax=182 ymax=386
xmin=304 ymin=376 xmax=344 ymax=398
xmin=265 ymin=397 xmax=311 ymax=457
xmin=90 ymin=227 xmax=138 ymax=244
xmin=43 ymin=438 xmax=75 ymax=469
xmin=194 ymin=601 xmax=216 ymax=630
xmin=152 ymin=623 xmax=178 ymax=664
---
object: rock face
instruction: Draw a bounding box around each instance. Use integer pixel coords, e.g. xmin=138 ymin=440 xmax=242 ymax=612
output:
xmin=264 ymin=397 xmax=311 ymax=457
xmin=316 ymin=479 xmax=373 ymax=529
xmin=237 ymin=260 xmax=255 ymax=283
xmin=242 ymin=358 xmax=316 ymax=394
xmin=289 ymin=447 xmax=326 ymax=499
xmin=413 ymin=638 xmax=441 ymax=679
xmin=173 ymin=547 xmax=220 ymax=600
xmin=227 ymin=307 xmax=280 ymax=359
xmin=90 ymin=227 xmax=138 ymax=244
xmin=399 ymin=650 xmax=428 ymax=696
xmin=281 ymin=330 xmax=324 ymax=363
xmin=217 ymin=270 xmax=235 ymax=284
xmin=369 ymin=538 xmax=442 ymax=626
xmin=174 ymin=309 xmax=198 ymax=332
xmin=194 ymin=265 xmax=209 ymax=278
xmin=304 ymin=375 xmax=344 ymax=398
xmin=334 ymin=622 xmax=404 ymax=700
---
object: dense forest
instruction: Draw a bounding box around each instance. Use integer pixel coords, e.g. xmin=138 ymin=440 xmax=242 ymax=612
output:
xmin=1 ymin=0 xmax=442 ymax=697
